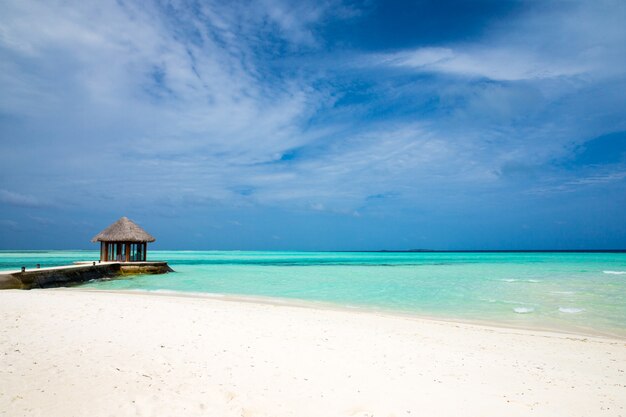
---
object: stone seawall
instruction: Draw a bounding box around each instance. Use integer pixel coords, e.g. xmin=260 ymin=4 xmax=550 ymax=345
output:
xmin=118 ymin=263 xmax=174 ymax=275
xmin=0 ymin=262 xmax=173 ymax=290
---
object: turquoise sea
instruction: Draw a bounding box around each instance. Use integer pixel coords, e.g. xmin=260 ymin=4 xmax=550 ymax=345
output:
xmin=2 ymin=250 xmax=625 ymax=337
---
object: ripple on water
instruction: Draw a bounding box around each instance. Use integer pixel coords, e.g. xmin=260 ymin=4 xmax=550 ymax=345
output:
xmin=513 ymin=307 xmax=534 ymax=314
xmin=603 ymin=270 xmax=626 ymax=275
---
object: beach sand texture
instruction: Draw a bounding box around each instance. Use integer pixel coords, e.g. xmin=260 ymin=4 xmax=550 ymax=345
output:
xmin=1 ymin=289 xmax=625 ymax=417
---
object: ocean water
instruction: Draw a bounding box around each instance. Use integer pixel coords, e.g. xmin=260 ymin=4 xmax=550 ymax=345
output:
xmin=2 ymin=250 xmax=625 ymax=337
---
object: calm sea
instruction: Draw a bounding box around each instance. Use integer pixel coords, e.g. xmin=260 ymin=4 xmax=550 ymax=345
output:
xmin=2 ymin=250 xmax=625 ymax=337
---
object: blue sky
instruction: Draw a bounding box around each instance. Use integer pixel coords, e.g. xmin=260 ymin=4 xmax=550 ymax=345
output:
xmin=0 ymin=0 xmax=625 ymax=250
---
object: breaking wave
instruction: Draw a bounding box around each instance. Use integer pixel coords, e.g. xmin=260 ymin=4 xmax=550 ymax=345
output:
xmin=559 ymin=307 xmax=584 ymax=314
xmin=500 ymin=278 xmax=542 ymax=283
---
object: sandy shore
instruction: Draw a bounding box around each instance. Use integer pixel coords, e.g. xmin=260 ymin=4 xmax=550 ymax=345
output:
xmin=1 ymin=290 xmax=625 ymax=417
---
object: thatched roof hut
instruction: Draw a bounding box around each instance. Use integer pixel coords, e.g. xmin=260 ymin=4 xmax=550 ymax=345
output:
xmin=92 ymin=217 xmax=155 ymax=262
xmin=91 ymin=216 xmax=155 ymax=243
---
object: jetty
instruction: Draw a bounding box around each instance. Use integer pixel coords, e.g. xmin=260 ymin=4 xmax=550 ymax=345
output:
xmin=0 ymin=216 xmax=173 ymax=290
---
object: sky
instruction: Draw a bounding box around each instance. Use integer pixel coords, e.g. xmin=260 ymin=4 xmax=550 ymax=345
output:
xmin=0 ymin=0 xmax=625 ymax=250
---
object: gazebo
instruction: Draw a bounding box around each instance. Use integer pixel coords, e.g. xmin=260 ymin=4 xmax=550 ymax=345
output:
xmin=91 ymin=216 xmax=156 ymax=262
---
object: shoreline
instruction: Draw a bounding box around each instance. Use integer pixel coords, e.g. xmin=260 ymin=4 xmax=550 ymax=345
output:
xmin=70 ymin=287 xmax=626 ymax=341
xmin=2 ymin=289 xmax=625 ymax=417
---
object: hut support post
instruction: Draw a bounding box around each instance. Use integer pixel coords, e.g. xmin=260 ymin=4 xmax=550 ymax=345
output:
xmin=125 ymin=243 xmax=130 ymax=262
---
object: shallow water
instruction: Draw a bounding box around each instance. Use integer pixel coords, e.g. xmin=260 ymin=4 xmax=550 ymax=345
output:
xmin=2 ymin=250 xmax=625 ymax=337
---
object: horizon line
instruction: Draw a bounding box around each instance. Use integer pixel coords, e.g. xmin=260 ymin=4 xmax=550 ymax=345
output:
xmin=1 ymin=249 xmax=625 ymax=253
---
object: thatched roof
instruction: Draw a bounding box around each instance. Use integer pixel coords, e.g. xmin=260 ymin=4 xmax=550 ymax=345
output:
xmin=91 ymin=217 xmax=156 ymax=243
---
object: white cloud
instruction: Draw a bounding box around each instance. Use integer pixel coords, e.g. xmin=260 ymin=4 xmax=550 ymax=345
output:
xmin=527 ymin=169 xmax=626 ymax=195
xmin=0 ymin=0 xmax=332 ymax=161
xmin=0 ymin=190 xmax=44 ymax=208
xmin=0 ymin=219 xmax=19 ymax=230
xmin=0 ymin=0 xmax=625 ymax=219
xmin=376 ymin=2 xmax=625 ymax=81
xmin=383 ymin=46 xmax=587 ymax=81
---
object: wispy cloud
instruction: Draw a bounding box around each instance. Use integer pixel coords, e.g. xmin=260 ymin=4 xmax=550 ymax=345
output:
xmin=0 ymin=219 xmax=19 ymax=230
xmin=0 ymin=0 xmax=625 ymax=248
xmin=378 ymin=46 xmax=587 ymax=81
xmin=0 ymin=189 xmax=46 ymax=208
xmin=527 ymin=170 xmax=626 ymax=195
xmin=374 ymin=2 xmax=625 ymax=81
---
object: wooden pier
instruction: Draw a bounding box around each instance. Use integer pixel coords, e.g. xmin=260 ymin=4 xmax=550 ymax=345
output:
xmin=0 ymin=261 xmax=173 ymax=290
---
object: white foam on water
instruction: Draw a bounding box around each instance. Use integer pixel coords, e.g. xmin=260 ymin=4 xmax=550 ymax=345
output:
xmin=603 ymin=270 xmax=626 ymax=275
xmin=551 ymin=291 xmax=575 ymax=295
xmin=513 ymin=307 xmax=534 ymax=314
xmin=500 ymin=278 xmax=541 ymax=283
xmin=559 ymin=307 xmax=584 ymax=314
xmin=150 ymin=289 xmax=184 ymax=294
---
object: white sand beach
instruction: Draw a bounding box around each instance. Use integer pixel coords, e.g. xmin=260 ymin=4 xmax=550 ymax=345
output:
xmin=1 ymin=289 xmax=625 ymax=417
